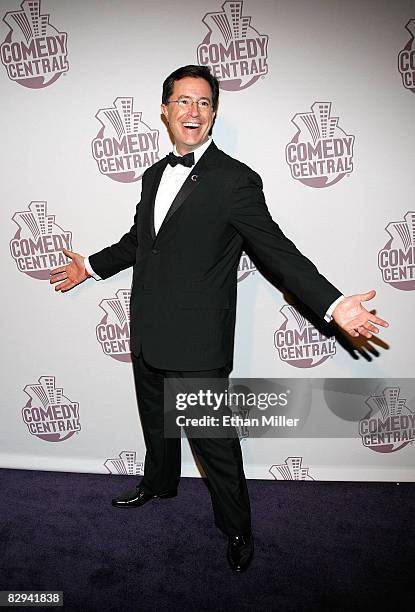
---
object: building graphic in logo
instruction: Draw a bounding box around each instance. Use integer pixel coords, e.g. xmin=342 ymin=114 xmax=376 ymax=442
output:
xmin=1 ymin=0 xmax=68 ymax=88
xmin=10 ymin=201 xmax=72 ymax=280
xmin=104 ymin=450 xmax=144 ymax=475
xmin=269 ymin=457 xmax=315 ymax=480
xmin=286 ymin=102 xmax=354 ymax=188
xmin=359 ymin=387 xmax=415 ymax=453
xmin=238 ymin=251 xmax=256 ymax=282
xmin=96 ymin=289 xmax=131 ymax=362
xmin=398 ymin=19 xmax=415 ymax=93
xmin=378 ymin=211 xmax=415 ymax=291
xmin=197 ymin=0 xmax=268 ymax=91
xmin=235 ymin=410 xmax=250 ymax=440
xmin=22 ymin=376 xmax=80 ymax=442
xmin=92 ymin=97 xmax=159 ymax=183
xmin=274 ymin=305 xmax=336 ymax=368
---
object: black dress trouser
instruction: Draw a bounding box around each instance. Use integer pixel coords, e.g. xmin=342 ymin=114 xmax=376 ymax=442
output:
xmin=132 ymin=353 xmax=251 ymax=536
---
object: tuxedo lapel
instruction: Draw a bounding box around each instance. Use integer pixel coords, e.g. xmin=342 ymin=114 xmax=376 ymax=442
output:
xmin=156 ymin=142 xmax=219 ymax=236
xmin=161 ymin=168 xmax=203 ymax=228
xmin=147 ymin=158 xmax=168 ymax=240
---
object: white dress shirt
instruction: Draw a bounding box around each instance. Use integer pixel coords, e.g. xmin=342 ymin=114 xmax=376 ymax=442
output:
xmin=84 ymin=137 xmax=343 ymax=320
xmin=153 ymin=137 xmax=212 ymax=234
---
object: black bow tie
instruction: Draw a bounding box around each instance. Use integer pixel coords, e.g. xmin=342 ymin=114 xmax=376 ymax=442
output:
xmin=167 ymin=151 xmax=195 ymax=168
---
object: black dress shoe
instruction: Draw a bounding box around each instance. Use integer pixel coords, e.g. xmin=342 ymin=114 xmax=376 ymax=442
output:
xmin=227 ymin=534 xmax=254 ymax=572
xmin=112 ymin=486 xmax=177 ymax=508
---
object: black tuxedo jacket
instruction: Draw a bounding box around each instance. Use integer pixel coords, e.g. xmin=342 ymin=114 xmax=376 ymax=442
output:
xmin=89 ymin=142 xmax=341 ymax=370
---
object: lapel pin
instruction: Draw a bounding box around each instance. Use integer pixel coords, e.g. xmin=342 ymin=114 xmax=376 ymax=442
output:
xmin=191 ymin=174 xmax=199 ymax=182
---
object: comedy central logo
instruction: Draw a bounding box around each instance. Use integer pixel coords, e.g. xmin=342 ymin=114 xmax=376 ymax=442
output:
xmin=10 ymin=201 xmax=72 ymax=280
xmin=398 ymin=20 xmax=415 ymax=93
xmin=274 ymin=305 xmax=336 ymax=368
xmin=104 ymin=450 xmax=144 ymax=475
xmin=22 ymin=376 xmax=80 ymax=442
xmin=197 ymin=0 xmax=268 ymax=91
xmin=238 ymin=251 xmax=256 ymax=282
xmin=359 ymin=387 xmax=415 ymax=453
xmin=269 ymin=457 xmax=314 ymax=481
xmin=378 ymin=211 xmax=415 ymax=291
xmin=1 ymin=0 xmax=68 ymax=88
xmin=92 ymin=97 xmax=159 ymax=183
xmin=286 ymin=102 xmax=354 ymax=188
xmin=96 ymin=289 xmax=131 ymax=362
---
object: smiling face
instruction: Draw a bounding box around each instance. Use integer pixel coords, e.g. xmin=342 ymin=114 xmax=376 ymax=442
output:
xmin=161 ymin=76 xmax=216 ymax=155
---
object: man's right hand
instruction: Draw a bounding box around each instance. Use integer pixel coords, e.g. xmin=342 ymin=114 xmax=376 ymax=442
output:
xmin=50 ymin=248 xmax=90 ymax=292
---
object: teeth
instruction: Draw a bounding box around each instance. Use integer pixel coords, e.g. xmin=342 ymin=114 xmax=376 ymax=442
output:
xmin=183 ymin=123 xmax=200 ymax=128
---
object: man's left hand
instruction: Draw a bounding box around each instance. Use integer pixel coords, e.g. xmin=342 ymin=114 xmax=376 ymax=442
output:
xmin=332 ymin=289 xmax=389 ymax=338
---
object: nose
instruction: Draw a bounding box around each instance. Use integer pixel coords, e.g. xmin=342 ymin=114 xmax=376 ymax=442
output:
xmin=190 ymin=101 xmax=200 ymax=117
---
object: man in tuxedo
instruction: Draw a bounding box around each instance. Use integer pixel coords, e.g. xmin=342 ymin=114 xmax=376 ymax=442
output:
xmin=50 ymin=65 xmax=388 ymax=572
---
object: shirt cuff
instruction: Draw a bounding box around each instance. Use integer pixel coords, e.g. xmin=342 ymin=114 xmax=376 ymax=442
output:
xmin=324 ymin=295 xmax=345 ymax=322
xmin=85 ymin=257 xmax=102 ymax=281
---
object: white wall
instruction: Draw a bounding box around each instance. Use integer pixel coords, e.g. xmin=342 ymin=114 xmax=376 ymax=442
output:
xmin=1 ymin=0 xmax=414 ymax=481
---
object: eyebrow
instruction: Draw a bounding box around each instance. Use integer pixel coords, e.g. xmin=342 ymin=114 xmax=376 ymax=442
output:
xmin=179 ymin=95 xmax=211 ymax=101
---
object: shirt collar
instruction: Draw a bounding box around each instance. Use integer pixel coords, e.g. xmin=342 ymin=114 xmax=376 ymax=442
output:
xmin=173 ymin=137 xmax=212 ymax=165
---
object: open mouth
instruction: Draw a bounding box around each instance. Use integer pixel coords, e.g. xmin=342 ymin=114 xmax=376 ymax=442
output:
xmin=183 ymin=122 xmax=201 ymax=130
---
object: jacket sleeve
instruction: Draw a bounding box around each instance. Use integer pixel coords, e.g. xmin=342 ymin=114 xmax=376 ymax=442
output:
xmin=88 ymin=202 xmax=139 ymax=280
xmin=229 ymin=168 xmax=342 ymax=320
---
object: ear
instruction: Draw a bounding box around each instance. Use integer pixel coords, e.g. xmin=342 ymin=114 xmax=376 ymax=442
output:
xmin=161 ymin=104 xmax=168 ymax=121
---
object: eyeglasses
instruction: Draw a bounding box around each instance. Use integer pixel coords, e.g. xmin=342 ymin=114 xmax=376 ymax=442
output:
xmin=167 ymin=96 xmax=212 ymax=110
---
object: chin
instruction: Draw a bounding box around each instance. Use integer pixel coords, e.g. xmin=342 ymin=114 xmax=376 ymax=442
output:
xmin=183 ymin=140 xmax=202 ymax=150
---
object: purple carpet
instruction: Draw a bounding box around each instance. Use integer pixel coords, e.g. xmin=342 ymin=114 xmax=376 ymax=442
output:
xmin=0 ymin=468 xmax=413 ymax=611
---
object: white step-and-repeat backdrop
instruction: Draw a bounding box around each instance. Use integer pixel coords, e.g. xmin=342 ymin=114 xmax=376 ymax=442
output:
xmin=1 ymin=0 xmax=414 ymax=481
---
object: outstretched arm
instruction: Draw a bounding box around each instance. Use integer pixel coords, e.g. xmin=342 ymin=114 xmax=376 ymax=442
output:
xmin=332 ymin=290 xmax=389 ymax=338
xmin=50 ymin=248 xmax=89 ymax=292
xmin=229 ymin=169 xmax=342 ymax=319
xmin=229 ymin=170 xmax=389 ymax=337
xmin=50 ymin=196 xmax=142 ymax=292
